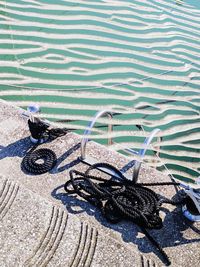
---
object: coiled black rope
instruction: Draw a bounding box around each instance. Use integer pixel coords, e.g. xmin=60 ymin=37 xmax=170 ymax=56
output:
xmin=64 ymin=162 xmax=184 ymax=266
xmin=22 ymin=147 xmax=57 ymax=175
xmin=22 ymin=118 xmax=69 ymax=175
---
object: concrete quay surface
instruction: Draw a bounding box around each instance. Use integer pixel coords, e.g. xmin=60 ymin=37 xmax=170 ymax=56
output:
xmin=0 ymin=100 xmax=199 ymax=267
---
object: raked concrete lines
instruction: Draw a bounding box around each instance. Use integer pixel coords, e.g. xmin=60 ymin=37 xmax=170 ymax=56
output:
xmin=0 ymin=176 xmax=144 ymax=267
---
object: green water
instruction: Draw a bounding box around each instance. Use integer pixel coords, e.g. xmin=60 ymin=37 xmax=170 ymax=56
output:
xmin=0 ymin=0 xmax=199 ymax=181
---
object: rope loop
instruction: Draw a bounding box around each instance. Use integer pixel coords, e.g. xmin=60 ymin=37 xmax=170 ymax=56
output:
xmin=22 ymin=119 xmax=69 ymax=175
xmin=64 ymin=162 xmax=184 ymax=266
xmin=21 ymin=147 xmax=57 ymax=175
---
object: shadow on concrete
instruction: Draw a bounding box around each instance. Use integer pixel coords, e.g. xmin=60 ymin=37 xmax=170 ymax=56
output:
xmin=0 ymin=136 xmax=81 ymax=175
xmin=0 ymin=137 xmax=33 ymax=160
xmin=2 ymin=136 xmax=199 ymax=265
xmin=120 ymin=159 xmax=136 ymax=175
xmin=51 ymin=175 xmax=200 ymax=266
xmin=50 ymin=142 xmax=81 ymax=174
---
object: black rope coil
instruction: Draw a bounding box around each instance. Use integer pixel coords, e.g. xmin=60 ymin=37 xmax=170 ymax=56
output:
xmin=22 ymin=118 xmax=69 ymax=175
xmin=22 ymin=147 xmax=57 ymax=175
xmin=64 ymin=162 xmax=184 ymax=266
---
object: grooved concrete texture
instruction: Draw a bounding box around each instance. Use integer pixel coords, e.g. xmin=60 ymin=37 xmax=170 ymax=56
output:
xmin=0 ymin=177 xmax=141 ymax=267
xmin=0 ymin=99 xmax=199 ymax=267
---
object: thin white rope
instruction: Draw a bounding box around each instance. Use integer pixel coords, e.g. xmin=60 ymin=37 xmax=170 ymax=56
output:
xmin=0 ymin=69 xmax=174 ymax=91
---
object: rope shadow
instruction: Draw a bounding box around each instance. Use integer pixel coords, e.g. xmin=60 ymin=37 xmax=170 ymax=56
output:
xmin=51 ymin=183 xmax=139 ymax=244
xmin=51 ymin=180 xmax=200 ymax=266
xmin=50 ymin=142 xmax=81 ymax=174
xmin=0 ymin=137 xmax=33 ymax=160
xmin=0 ymin=134 xmax=81 ymax=175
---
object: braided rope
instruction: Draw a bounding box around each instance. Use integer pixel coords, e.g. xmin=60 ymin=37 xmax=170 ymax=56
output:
xmin=64 ymin=163 xmax=184 ymax=266
xmin=22 ymin=119 xmax=69 ymax=174
xmin=21 ymin=147 xmax=57 ymax=175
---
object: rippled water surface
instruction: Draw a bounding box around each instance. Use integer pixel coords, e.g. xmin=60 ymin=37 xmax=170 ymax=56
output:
xmin=0 ymin=0 xmax=199 ymax=181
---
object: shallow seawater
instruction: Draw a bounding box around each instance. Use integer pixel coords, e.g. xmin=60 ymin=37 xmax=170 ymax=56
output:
xmin=0 ymin=0 xmax=199 ymax=182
